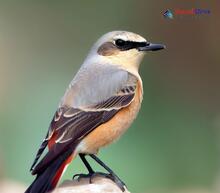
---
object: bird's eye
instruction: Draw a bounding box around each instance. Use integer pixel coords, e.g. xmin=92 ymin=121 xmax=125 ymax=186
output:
xmin=115 ymin=39 xmax=126 ymax=47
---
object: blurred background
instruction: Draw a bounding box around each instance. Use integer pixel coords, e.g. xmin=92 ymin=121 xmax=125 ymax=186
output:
xmin=0 ymin=1 xmax=219 ymax=193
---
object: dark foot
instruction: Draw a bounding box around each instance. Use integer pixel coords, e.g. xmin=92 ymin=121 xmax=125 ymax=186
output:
xmin=72 ymin=172 xmax=94 ymax=182
xmin=72 ymin=172 xmax=105 ymax=184
xmin=99 ymin=172 xmax=126 ymax=192
xmin=72 ymin=171 xmax=126 ymax=191
xmin=89 ymin=172 xmax=126 ymax=192
xmin=77 ymin=154 xmax=126 ymax=191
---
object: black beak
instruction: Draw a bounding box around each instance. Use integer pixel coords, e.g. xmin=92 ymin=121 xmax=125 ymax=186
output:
xmin=138 ymin=43 xmax=165 ymax=52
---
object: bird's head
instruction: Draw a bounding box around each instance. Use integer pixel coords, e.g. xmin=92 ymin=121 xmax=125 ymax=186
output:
xmin=85 ymin=31 xmax=165 ymax=73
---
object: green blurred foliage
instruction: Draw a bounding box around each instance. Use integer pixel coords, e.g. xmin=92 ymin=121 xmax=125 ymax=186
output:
xmin=0 ymin=1 xmax=219 ymax=193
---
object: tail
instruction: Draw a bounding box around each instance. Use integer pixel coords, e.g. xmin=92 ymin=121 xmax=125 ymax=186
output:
xmin=25 ymin=152 xmax=73 ymax=193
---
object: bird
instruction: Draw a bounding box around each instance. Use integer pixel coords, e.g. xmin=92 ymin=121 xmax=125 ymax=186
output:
xmin=25 ymin=31 xmax=165 ymax=193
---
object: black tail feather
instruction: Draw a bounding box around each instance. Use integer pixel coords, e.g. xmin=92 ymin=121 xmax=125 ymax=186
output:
xmin=25 ymin=150 xmax=72 ymax=193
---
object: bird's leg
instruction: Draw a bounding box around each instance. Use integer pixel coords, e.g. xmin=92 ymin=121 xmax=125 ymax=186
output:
xmin=72 ymin=153 xmax=95 ymax=180
xmin=89 ymin=154 xmax=126 ymax=192
xmin=79 ymin=153 xmax=95 ymax=174
xmin=73 ymin=154 xmax=126 ymax=191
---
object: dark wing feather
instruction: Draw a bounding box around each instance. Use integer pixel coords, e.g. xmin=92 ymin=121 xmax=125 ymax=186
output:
xmin=32 ymin=108 xmax=118 ymax=174
xmin=29 ymin=132 xmax=49 ymax=171
xmin=31 ymin=75 xmax=137 ymax=175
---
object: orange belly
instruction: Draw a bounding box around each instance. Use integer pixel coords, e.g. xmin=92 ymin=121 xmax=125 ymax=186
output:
xmin=76 ymin=80 xmax=143 ymax=154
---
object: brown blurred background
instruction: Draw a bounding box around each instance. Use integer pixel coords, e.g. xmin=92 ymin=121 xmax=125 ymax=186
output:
xmin=0 ymin=1 xmax=219 ymax=193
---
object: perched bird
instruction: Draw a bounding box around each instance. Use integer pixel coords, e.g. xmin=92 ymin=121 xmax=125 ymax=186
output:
xmin=25 ymin=31 xmax=165 ymax=193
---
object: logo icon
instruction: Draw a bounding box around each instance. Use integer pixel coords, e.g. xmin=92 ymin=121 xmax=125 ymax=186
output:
xmin=163 ymin=9 xmax=174 ymax=19
xmin=163 ymin=8 xmax=210 ymax=19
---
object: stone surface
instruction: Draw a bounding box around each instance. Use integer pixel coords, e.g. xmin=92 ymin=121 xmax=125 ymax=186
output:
xmin=52 ymin=176 xmax=130 ymax=193
xmin=0 ymin=179 xmax=26 ymax=193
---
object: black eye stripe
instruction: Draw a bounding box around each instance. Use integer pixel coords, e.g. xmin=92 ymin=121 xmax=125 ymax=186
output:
xmin=115 ymin=39 xmax=149 ymax=50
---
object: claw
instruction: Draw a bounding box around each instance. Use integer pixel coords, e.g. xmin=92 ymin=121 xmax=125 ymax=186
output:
xmin=107 ymin=173 xmax=126 ymax=192
xmin=72 ymin=173 xmax=93 ymax=182
xmin=89 ymin=172 xmax=126 ymax=192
